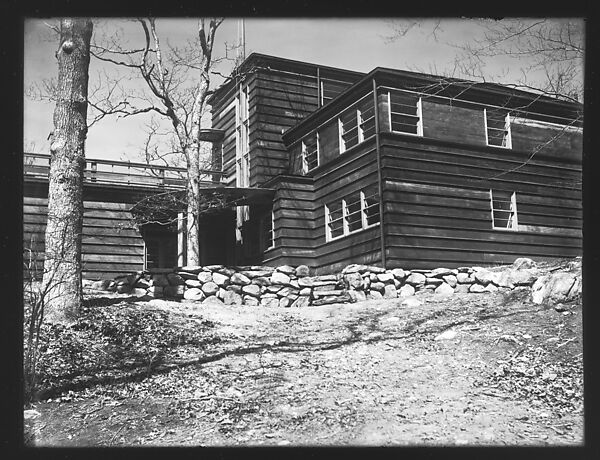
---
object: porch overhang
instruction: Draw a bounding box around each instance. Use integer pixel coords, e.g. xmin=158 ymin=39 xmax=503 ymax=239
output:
xmin=197 ymin=186 xmax=275 ymax=208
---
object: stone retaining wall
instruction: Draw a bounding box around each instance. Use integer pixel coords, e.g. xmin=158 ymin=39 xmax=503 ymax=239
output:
xmin=83 ymin=257 xmax=582 ymax=307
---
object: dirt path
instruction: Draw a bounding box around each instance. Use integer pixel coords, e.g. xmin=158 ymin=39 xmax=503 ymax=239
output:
xmin=28 ymin=289 xmax=583 ymax=446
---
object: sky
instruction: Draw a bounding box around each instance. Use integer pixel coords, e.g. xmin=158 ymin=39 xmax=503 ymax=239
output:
xmin=23 ymin=18 xmax=581 ymax=162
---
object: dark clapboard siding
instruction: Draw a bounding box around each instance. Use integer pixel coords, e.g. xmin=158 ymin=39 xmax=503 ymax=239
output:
xmin=380 ymin=134 xmax=582 ymax=269
xmin=23 ymin=196 xmax=144 ymax=279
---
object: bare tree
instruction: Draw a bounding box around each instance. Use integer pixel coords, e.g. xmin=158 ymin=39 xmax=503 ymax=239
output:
xmin=386 ymin=18 xmax=584 ymax=102
xmin=90 ymin=18 xmax=224 ymax=266
xmin=41 ymin=18 xmax=93 ymax=324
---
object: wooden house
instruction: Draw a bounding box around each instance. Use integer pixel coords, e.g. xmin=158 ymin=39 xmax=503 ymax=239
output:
xmin=24 ymin=53 xmax=583 ymax=279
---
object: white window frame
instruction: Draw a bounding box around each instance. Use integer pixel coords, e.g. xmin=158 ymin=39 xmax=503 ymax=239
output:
xmin=484 ymin=108 xmax=512 ymax=149
xmin=266 ymin=210 xmax=275 ymax=250
xmin=387 ymin=91 xmax=423 ymax=137
xmin=490 ymin=190 xmax=518 ymax=231
xmin=325 ymin=188 xmax=381 ymax=242
xmin=357 ymin=109 xmax=364 ymax=143
xmin=338 ymin=118 xmax=346 ymax=153
xmin=235 ymin=84 xmax=250 ymax=187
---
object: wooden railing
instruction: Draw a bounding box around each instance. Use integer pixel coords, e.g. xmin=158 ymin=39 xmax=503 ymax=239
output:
xmin=23 ymin=152 xmax=224 ymax=189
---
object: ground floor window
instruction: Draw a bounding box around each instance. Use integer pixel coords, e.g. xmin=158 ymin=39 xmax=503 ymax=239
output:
xmin=143 ymin=225 xmax=178 ymax=269
xmin=490 ymin=189 xmax=518 ymax=230
xmin=325 ymin=184 xmax=380 ymax=242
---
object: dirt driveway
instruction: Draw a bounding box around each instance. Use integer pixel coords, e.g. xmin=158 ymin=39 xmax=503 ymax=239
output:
xmin=29 ymin=288 xmax=583 ymax=446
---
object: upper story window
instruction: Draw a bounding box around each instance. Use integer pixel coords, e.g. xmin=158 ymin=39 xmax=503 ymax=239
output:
xmin=235 ymin=84 xmax=250 ymax=187
xmin=485 ymin=108 xmax=512 ymax=148
xmin=339 ymin=95 xmax=376 ymax=153
xmin=301 ymin=133 xmax=319 ymax=174
xmin=490 ymin=189 xmax=518 ymax=230
xmin=325 ymin=184 xmax=380 ymax=242
xmin=387 ymin=90 xmax=423 ymax=136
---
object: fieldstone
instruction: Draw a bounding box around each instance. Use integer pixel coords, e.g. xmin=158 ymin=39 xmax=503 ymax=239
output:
xmin=242 ymin=284 xmax=261 ymax=297
xmin=344 ymin=272 xmax=363 ymax=290
xmin=313 ymin=283 xmax=339 ymax=293
xmin=231 ymin=273 xmax=251 ymax=286
xmin=222 ymin=290 xmax=243 ymax=306
xmin=406 ymin=272 xmax=426 ymax=286
xmin=243 ymin=296 xmax=260 ymax=306
xmin=261 ymin=296 xmax=280 ymax=308
xmin=197 ymin=272 xmax=213 ymax=283
xmin=531 ymin=273 xmax=577 ymax=305
xmin=183 ymin=287 xmax=204 ymax=301
xmin=164 ymin=285 xmax=185 ymax=297
xmin=367 ymin=291 xmax=383 ymax=300
xmin=216 ymin=267 xmax=236 ymax=277
xmin=177 ymin=271 xmax=200 ymax=280
xmin=116 ymin=282 xmax=131 ymax=294
xmin=443 ymin=275 xmax=457 ymax=287
xmin=265 ymin=285 xmax=281 ymax=294
xmin=425 ymin=277 xmax=443 ymax=286
xmin=510 ymin=269 xmax=538 ymax=286
xmin=398 ymin=284 xmax=415 ymax=297
xmin=457 ymin=266 xmax=471 ymax=273
xmin=435 ymin=330 xmax=458 ymax=341
xmin=454 ymin=284 xmax=471 ymax=293
xmin=315 ymin=274 xmax=338 ymax=282
xmin=291 ymin=295 xmax=311 ymax=308
xmin=369 ymin=273 xmax=378 ymax=282
xmin=290 ymin=280 xmax=300 ymax=289
xmin=185 ymin=279 xmax=202 ymax=288
xmin=383 ymin=284 xmax=398 ymax=299
xmin=400 ymin=296 xmax=422 ymax=308
xmin=430 ymin=267 xmax=455 ymax=278
xmin=240 ymin=270 xmax=273 ymax=279
xmin=456 ymin=273 xmax=472 ymax=284
xmin=391 ymin=268 xmax=407 ymax=280
xmin=367 ymin=266 xmax=386 ymax=274
xmin=279 ymin=297 xmax=292 ymax=308
xmin=203 ymin=295 xmax=224 ymax=305
xmin=295 ymin=265 xmax=310 ymax=277
xmin=135 ymin=278 xmax=152 ymax=289
xmin=271 ymin=271 xmax=291 ymax=286
xmin=167 ymin=273 xmax=185 ymax=286
xmin=513 ymin=257 xmax=536 ymax=270
xmin=353 ymin=290 xmax=368 ymax=302
xmin=276 ymin=265 xmax=296 ymax=275
xmin=146 ymin=286 xmax=163 ymax=298
xmin=299 ymin=287 xmax=312 ymax=296
xmin=205 ymin=264 xmax=224 ymax=271
xmin=484 ymin=284 xmax=498 ymax=293
xmin=199 ymin=281 xmax=218 ymax=296
xmin=212 ymin=272 xmax=229 ymax=287
xmin=393 ymin=279 xmax=402 ymax=289
xmin=179 ymin=265 xmax=203 ymax=274
xmin=343 ymin=264 xmax=369 ymax=274
xmin=370 ymin=282 xmax=385 ymax=293
xmin=377 ymin=273 xmax=395 ymax=283
xmin=473 ymin=270 xmax=500 ymax=286
xmin=226 ymin=284 xmax=243 ymax=294
xmin=312 ymin=293 xmax=352 ymax=306
xmin=278 ymin=287 xmax=299 ymax=298
xmin=435 ymin=283 xmax=455 ymax=296
xmin=132 ymin=288 xmax=149 ymax=297
xmin=469 ymin=284 xmax=487 ymax=293
xmin=252 ymin=276 xmax=271 ymax=287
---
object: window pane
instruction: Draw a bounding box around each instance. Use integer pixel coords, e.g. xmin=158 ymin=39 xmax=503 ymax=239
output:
xmin=328 ymin=201 xmax=344 ymax=239
xmin=345 ymin=192 xmax=362 ymax=232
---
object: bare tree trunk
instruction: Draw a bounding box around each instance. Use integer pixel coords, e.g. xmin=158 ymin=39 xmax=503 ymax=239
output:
xmin=186 ymin=144 xmax=201 ymax=266
xmin=42 ymin=18 xmax=93 ymax=324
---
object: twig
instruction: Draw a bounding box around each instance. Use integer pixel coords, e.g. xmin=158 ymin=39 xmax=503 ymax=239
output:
xmin=109 ymin=424 xmax=125 ymax=445
xmin=556 ymin=337 xmax=577 ymax=348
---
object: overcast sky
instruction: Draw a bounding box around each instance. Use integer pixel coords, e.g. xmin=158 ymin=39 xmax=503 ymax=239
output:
xmin=23 ymin=18 xmax=577 ymax=161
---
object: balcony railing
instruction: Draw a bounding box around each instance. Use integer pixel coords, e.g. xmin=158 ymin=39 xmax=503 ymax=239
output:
xmin=23 ymin=152 xmax=224 ymax=189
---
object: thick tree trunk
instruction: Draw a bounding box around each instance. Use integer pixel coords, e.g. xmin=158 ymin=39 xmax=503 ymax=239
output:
xmin=41 ymin=18 xmax=93 ymax=324
xmin=186 ymin=144 xmax=201 ymax=266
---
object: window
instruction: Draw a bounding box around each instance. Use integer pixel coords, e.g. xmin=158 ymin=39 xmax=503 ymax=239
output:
xmin=339 ymin=97 xmax=376 ymax=153
xmin=263 ymin=211 xmax=275 ymax=250
xmin=388 ymin=90 xmax=423 ymax=136
xmin=325 ymin=185 xmax=380 ymax=241
xmin=143 ymin=226 xmax=178 ymax=269
xmin=485 ymin=108 xmax=512 ymax=148
xmin=301 ymin=133 xmax=319 ymax=173
xmin=490 ymin=190 xmax=518 ymax=230
xmin=235 ymin=84 xmax=250 ymax=187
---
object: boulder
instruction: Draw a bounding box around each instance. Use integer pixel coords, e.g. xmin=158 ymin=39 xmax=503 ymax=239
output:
xmin=299 ymin=287 xmax=312 ymax=296
xmin=203 ymin=295 xmax=224 ymax=305
xmin=377 ymin=273 xmax=395 ymax=283
xmin=243 ymin=295 xmax=260 ymax=306
xmin=400 ymin=297 xmax=422 ymax=308
xmin=240 ymin=270 xmax=273 ymax=279
xmin=469 ymin=284 xmax=487 ymax=293
xmin=183 ymin=287 xmax=204 ymax=301
xmin=242 ymin=284 xmax=261 ymax=297
xmin=222 ymin=290 xmax=243 ymax=306
xmin=116 ymin=282 xmax=131 ymax=294
xmin=405 ymin=272 xmax=426 ymax=286
xmin=435 ymin=283 xmax=454 ymax=296
xmin=279 ymin=297 xmax=292 ymax=308
xmin=430 ymin=267 xmax=455 ymax=277
xmin=342 ymin=264 xmax=369 ymax=274
xmin=348 ymin=290 xmax=367 ymax=302
xmin=398 ymin=284 xmax=415 ymax=297
xmin=277 ymin=287 xmax=299 ymax=298
xmin=313 ymin=283 xmax=340 ymax=293
xmin=295 ymin=265 xmax=310 ymax=278
xmin=513 ymin=257 xmax=536 ymax=270
xmin=212 ymin=272 xmax=230 ymax=287
xmin=484 ymin=284 xmax=498 ymax=293
xmin=312 ymin=292 xmax=352 ymax=306
xmin=456 ymin=273 xmax=472 ymax=284
xmin=201 ymin=281 xmax=219 ymax=296
xmin=230 ymin=273 xmax=251 ymax=286
xmin=226 ymin=284 xmax=243 ymax=294
xmin=531 ymin=273 xmax=577 ymax=305
xmin=216 ymin=267 xmax=237 ymax=277
xmin=276 ymin=265 xmax=296 ymax=275
xmin=271 ymin=271 xmax=291 ymax=286
xmin=367 ymin=266 xmax=386 ymax=274
xmin=383 ymin=284 xmax=398 ymax=299
xmin=177 ymin=271 xmax=200 ymax=281
xmin=167 ymin=273 xmax=186 ymax=286
xmin=252 ymin=276 xmax=271 ymax=287
xmin=473 ymin=269 xmax=500 ymax=286
xmin=442 ymin=274 xmax=457 ymax=287
xmin=179 ymin=265 xmax=203 ymax=274
xmin=260 ymin=296 xmax=280 ymax=308
xmin=291 ymin=295 xmax=311 ymax=308
xmin=370 ymin=282 xmax=385 ymax=293
xmin=425 ymin=277 xmax=443 ymax=286
xmin=131 ymin=288 xmax=149 ymax=297
xmin=391 ymin=268 xmax=407 ymax=280
xmin=197 ymin=272 xmax=213 ymax=283
xmin=315 ymin=274 xmax=338 ymax=282
xmin=344 ymin=272 xmax=363 ymax=290
xmin=185 ymin=279 xmax=202 ymax=288
xmin=454 ymin=284 xmax=471 ymax=293
xmin=205 ymin=264 xmax=224 ymax=271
